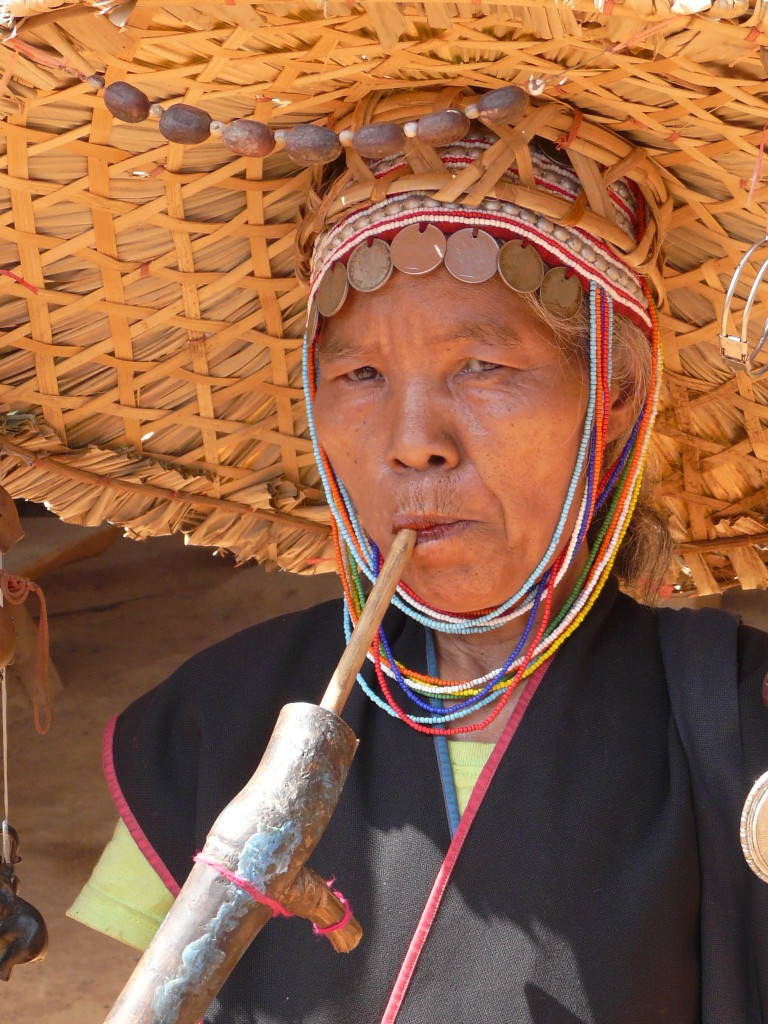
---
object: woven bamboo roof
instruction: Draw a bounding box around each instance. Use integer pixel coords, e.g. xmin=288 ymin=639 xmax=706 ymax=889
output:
xmin=0 ymin=1 xmax=767 ymax=596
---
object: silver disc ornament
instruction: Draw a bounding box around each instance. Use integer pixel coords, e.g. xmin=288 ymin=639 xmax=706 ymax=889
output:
xmin=316 ymin=262 xmax=349 ymax=318
xmin=347 ymin=237 xmax=393 ymax=293
xmin=444 ymin=228 xmax=499 ymax=284
xmin=390 ymin=223 xmax=447 ymax=275
xmin=540 ymin=266 xmax=583 ymax=319
xmin=741 ymin=770 xmax=768 ymax=883
xmin=498 ymin=239 xmax=545 ymax=294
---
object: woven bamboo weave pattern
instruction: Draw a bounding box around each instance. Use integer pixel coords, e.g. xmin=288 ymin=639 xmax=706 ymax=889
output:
xmin=0 ymin=1 xmax=767 ymax=593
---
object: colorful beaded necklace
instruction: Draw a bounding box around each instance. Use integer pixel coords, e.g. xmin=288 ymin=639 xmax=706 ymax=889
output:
xmin=303 ymin=250 xmax=661 ymax=736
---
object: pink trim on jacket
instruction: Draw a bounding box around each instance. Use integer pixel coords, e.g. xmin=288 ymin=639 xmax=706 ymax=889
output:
xmin=103 ymin=714 xmax=181 ymax=897
xmin=380 ymin=660 xmax=550 ymax=1024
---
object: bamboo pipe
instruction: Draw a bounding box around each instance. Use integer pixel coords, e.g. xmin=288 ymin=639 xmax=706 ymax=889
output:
xmin=103 ymin=529 xmax=417 ymax=1024
xmin=321 ymin=530 xmax=417 ymax=714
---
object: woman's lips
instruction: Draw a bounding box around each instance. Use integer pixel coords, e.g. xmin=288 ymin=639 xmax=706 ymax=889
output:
xmin=391 ymin=515 xmax=472 ymax=546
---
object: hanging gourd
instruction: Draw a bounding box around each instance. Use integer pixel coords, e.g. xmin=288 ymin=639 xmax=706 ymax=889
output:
xmin=0 ymin=827 xmax=48 ymax=981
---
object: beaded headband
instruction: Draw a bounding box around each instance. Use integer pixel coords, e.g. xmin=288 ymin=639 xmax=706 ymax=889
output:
xmin=310 ymin=187 xmax=645 ymax=331
xmin=306 ymin=151 xmax=654 ymax=337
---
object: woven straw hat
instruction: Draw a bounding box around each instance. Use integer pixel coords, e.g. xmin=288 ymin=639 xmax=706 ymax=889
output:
xmin=1 ymin=1 xmax=768 ymax=599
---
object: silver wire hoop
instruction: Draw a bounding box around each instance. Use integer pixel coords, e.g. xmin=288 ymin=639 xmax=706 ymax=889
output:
xmin=720 ymin=236 xmax=768 ymax=378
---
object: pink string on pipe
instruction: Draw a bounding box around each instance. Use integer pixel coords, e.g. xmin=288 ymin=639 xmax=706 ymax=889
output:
xmin=194 ymin=853 xmax=292 ymax=917
xmin=312 ymin=888 xmax=353 ymax=936
xmin=193 ymin=853 xmax=354 ymax=941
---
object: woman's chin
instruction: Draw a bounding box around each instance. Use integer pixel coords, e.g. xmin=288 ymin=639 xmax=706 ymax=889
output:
xmin=400 ymin=567 xmax=517 ymax=617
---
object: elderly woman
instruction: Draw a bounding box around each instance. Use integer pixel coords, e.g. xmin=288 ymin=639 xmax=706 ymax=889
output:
xmin=72 ymin=89 xmax=768 ymax=1023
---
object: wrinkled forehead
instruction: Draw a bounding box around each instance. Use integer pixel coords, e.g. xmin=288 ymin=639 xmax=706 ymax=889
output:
xmin=314 ymin=265 xmax=569 ymax=366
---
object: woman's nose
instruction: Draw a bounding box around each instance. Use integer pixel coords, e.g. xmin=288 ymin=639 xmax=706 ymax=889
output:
xmin=385 ymin=382 xmax=460 ymax=472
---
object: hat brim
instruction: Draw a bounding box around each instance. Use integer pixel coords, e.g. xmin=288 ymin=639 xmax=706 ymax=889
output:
xmin=0 ymin=1 xmax=766 ymax=596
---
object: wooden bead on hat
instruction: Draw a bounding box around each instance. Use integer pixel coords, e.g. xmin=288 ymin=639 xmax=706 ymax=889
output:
xmin=221 ymin=120 xmax=276 ymax=158
xmin=103 ymin=82 xmax=150 ymax=123
xmin=348 ymin=123 xmax=404 ymax=160
xmin=412 ymin=109 xmax=470 ymax=146
xmin=159 ymin=104 xmax=212 ymax=145
xmin=464 ymin=85 xmax=530 ymax=127
xmin=285 ymin=125 xmax=342 ymax=166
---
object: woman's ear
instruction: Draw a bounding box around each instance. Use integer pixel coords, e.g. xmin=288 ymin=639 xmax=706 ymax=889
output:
xmin=605 ymin=385 xmax=638 ymax=445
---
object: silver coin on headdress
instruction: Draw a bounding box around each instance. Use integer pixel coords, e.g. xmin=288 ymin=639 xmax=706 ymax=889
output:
xmin=390 ymin=223 xmax=447 ymax=275
xmin=498 ymin=239 xmax=545 ymax=294
xmin=540 ymin=266 xmax=583 ymax=319
xmin=347 ymin=238 xmax=394 ymax=292
xmin=742 ymin=770 xmax=768 ymax=883
xmin=316 ymin=262 xmax=349 ymax=317
xmin=444 ymin=228 xmax=499 ymax=284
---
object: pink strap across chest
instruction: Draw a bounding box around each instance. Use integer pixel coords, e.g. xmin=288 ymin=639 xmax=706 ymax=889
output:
xmin=380 ymin=661 xmax=550 ymax=1024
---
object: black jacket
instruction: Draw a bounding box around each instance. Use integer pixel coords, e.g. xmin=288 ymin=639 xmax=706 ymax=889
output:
xmin=110 ymin=581 xmax=768 ymax=1023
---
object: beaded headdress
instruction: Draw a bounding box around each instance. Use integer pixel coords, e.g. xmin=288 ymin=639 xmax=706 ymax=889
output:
xmin=298 ymin=89 xmax=664 ymax=736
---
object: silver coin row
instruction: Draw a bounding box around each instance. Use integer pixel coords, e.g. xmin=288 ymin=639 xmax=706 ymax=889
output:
xmin=315 ymin=228 xmax=586 ymax=321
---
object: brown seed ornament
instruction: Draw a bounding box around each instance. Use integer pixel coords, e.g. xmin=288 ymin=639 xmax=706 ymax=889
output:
xmin=347 ymin=238 xmax=393 ymax=292
xmin=467 ymin=85 xmax=530 ymax=128
xmin=416 ymin=109 xmax=470 ymax=147
xmin=159 ymin=104 xmax=212 ymax=145
xmin=103 ymin=81 xmax=150 ymax=123
xmin=540 ymin=266 xmax=583 ymax=319
xmin=390 ymin=224 xmax=447 ymax=275
xmin=352 ymin=123 xmax=404 ymax=160
xmin=444 ymin=228 xmax=499 ymax=284
xmin=498 ymin=240 xmax=545 ymax=293
xmin=222 ymin=120 xmax=275 ymax=158
xmin=316 ymin=263 xmax=349 ymax=318
xmin=286 ymin=125 xmax=342 ymax=166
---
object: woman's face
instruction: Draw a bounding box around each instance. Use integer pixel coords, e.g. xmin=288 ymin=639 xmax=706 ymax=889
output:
xmin=313 ymin=267 xmax=595 ymax=614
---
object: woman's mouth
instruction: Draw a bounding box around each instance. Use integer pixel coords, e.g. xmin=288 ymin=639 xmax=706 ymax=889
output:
xmin=391 ymin=515 xmax=472 ymax=546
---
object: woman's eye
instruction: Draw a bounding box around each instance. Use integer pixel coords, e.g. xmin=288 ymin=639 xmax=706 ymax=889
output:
xmin=463 ymin=357 xmax=501 ymax=373
xmin=345 ymin=366 xmax=381 ymax=382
